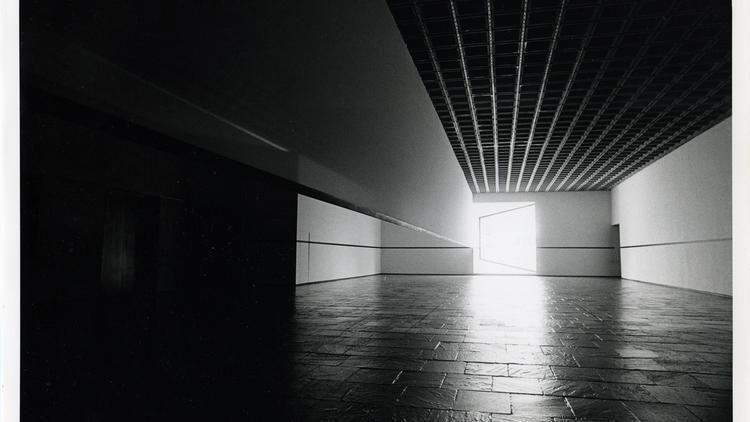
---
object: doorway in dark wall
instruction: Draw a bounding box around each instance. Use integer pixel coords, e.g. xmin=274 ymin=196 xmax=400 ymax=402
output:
xmin=22 ymin=177 xmax=171 ymax=418
xmin=23 ymin=178 xmax=164 ymax=300
xmin=611 ymin=224 xmax=622 ymax=275
xmin=100 ymin=191 xmax=161 ymax=295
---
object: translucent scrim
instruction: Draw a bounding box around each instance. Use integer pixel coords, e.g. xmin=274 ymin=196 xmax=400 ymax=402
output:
xmin=474 ymin=202 xmax=536 ymax=274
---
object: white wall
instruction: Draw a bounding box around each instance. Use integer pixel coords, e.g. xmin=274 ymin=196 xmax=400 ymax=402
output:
xmin=380 ymin=222 xmax=473 ymax=274
xmin=380 ymin=248 xmax=473 ymax=274
xmin=296 ymin=194 xmax=474 ymax=283
xmin=612 ymin=118 xmax=732 ymax=295
xmin=296 ymin=195 xmax=381 ymax=284
xmin=474 ymin=192 xmax=619 ymax=276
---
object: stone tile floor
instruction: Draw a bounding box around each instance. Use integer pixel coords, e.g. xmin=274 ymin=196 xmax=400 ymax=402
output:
xmin=275 ymin=275 xmax=731 ymax=421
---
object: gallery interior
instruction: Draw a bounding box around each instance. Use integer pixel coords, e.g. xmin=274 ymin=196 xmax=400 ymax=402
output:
xmin=8 ymin=0 xmax=742 ymax=419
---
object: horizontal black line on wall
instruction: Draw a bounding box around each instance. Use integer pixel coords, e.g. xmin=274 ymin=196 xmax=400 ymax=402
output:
xmin=297 ymin=241 xmax=617 ymax=250
xmin=297 ymin=273 xmax=622 ymax=285
xmin=296 ymin=240 xmax=471 ymax=250
xmin=382 ymin=273 xmax=621 ymax=278
xmin=536 ymin=246 xmax=615 ymax=250
xmin=620 ymin=238 xmax=731 ymax=249
xmin=297 ymin=273 xmax=382 ymax=286
xmin=621 ymin=278 xmax=731 ymax=298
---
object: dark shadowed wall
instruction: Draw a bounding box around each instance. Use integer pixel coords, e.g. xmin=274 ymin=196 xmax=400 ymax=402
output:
xmin=22 ymin=90 xmax=299 ymax=419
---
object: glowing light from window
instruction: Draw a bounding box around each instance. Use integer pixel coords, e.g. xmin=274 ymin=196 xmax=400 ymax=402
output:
xmin=473 ymin=202 xmax=536 ymax=274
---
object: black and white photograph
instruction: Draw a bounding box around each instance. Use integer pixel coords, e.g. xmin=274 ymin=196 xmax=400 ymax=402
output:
xmin=0 ymin=0 xmax=748 ymax=420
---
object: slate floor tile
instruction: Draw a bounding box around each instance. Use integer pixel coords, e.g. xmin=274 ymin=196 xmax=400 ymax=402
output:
xmin=341 ymin=383 xmax=404 ymax=406
xmin=491 ymin=415 xmax=554 ymax=422
xmin=565 ymin=398 xmax=638 ymax=421
xmin=398 ymin=386 xmax=457 ymax=409
xmin=623 ymin=401 xmax=703 ymax=421
xmin=691 ymin=373 xmax=732 ymax=390
xmin=453 ymin=390 xmax=511 ymax=414
xmin=347 ymin=368 xmax=402 ymax=384
xmin=282 ymin=275 xmax=730 ymax=420
xmin=509 ymin=394 xmax=574 ymax=418
xmin=372 ymin=406 xmax=434 ymax=421
xmin=550 ymin=366 xmax=603 ymax=382
xmin=430 ymin=409 xmax=493 ymax=422
xmin=303 ymin=352 xmax=348 ymax=366
xmin=307 ymin=364 xmax=359 ymax=381
xmin=491 ymin=377 xmax=542 ymax=394
xmin=595 ymin=368 xmax=651 ymax=384
xmin=431 ymin=343 xmax=461 ymax=361
xmin=341 ymin=356 xmax=425 ymax=371
xmin=457 ymin=351 xmax=501 ymax=363
xmin=465 ymin=362 xmax=509 ymax=377
xmin=423 ymin=360 xmax=468 ymax=374
xmin=686 ymin=405 xmax=733 ymax=422
xmin=592 ymin=382 xmax=654 ymax=401
xmin=324 ymin=405 xmax=433 ymax=422
xmin=508 ymin=364 xmax=555 ymax=379
xmin=442 ymin=373 xmax=494 ymax=391
xmin=315 ymin=344 xmax=351 ymax=354
xmin=643 ymin=371 xmax=707 ymax=388
xmin=642 ymin=385 xmax=725 ymax=406
xmin=539 ymin=379 xmax=591 ymax=396
xmin=395 ymin=371 xmax=447 ymax=388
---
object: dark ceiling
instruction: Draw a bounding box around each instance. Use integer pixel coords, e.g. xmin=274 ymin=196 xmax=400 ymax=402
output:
xmin=386 ymin=0 xmax=731 ymax=193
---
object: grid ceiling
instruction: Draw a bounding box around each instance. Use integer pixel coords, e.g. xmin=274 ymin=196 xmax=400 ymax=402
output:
xmin=386 ymin=0 xmax=731 ymax=192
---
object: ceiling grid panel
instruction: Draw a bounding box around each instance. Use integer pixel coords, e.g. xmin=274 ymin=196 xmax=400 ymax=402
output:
xmin=515 ymin=0 xmax=566 ymax=192
xmin=487 ymin=0 xmax=500 ymax=192
xmin=577 ymin=28 xmax=724 ymax=190
xmin=449 ymin=0 xmax=490 ymax=192
xmin=410 ymin=0 xmax=482 ymax=192
xmin=547 ymin=2 xmax=677 ymax=192
xmin=387 ymin=0 xmax=730 ymax=192
xmin=506 ymin=0 xmax=530 ymax=192
xmin=523 ymin=1 xmax=602 ymax=192
xmin=536 ymin=4 xmax=638 ymax=192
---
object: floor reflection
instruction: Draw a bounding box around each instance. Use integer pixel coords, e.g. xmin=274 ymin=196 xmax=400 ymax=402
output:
xmin=278 ymin=275 xmax=731 ymax=420
xmin=465 ymin=275 xmax=547 ymax=326
xmin=63 ymin=275 xmax=729 ymax=419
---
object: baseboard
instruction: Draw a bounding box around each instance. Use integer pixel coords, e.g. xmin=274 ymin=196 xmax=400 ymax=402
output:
xmin=381 ymin=273 xmax=475 ymax=276
xmin=382 ymin=273 xmax=621 ymax=278
xmin=621 ymin=277 xmax=732 ymax=298
xmin=297 ymin=273 xmax=624 ymax=286
xmin=297 ymin=275 xmax=732 ymax=299
xmin=296 ymin=273 xmax=383 ymax=286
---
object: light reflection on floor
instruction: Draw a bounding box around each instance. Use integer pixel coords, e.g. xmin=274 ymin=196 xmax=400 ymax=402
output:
xmin=279 ymin=275 xmax=731 ymax=420
xmin=465 ymin=275 xmax=546 ymax=330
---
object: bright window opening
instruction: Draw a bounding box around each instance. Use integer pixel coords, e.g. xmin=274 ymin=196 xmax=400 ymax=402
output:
xmin=473 ymin=202 xmax=536 ymax=274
